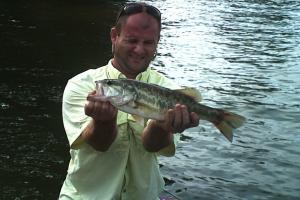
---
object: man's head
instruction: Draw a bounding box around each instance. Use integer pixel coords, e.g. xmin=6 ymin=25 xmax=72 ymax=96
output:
xmin=110 ymin=3 xmax=162 ymax=79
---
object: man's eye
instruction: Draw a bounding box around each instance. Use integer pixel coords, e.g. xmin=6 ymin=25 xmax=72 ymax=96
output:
xmin=144 ymin=40 xmax=155 ymax=45
xmin=126 ymin=38 xmax=138 ymax=44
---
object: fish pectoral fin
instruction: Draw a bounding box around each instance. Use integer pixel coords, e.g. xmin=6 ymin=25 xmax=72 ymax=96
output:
xmin=127 ymin=100 xmax=138 ymax=108
xmin=174 ymin=87 xmax=202 ymax=102
xmin=126 ymin=93 xmax=139 ymax=108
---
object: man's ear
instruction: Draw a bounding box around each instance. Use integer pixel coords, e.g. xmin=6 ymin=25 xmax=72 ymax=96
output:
xmin=110 ymin=27 xmax=118 ymax=43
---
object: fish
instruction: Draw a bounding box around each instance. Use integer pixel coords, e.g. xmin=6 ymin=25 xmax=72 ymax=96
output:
xmin=95 ymin=79 xmax=246 ymax=142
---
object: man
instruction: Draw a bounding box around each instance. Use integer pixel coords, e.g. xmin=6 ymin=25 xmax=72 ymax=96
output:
xmin=59 ymin=2 xmax=199 ymax=200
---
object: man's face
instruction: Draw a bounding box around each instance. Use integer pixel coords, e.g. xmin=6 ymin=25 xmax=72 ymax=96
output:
xmin=111 ymin=12 xmax=160 ymax=79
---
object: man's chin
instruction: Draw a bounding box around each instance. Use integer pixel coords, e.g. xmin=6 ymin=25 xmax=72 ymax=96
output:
xmin=129 ymin=62 xmax=147 ymax=70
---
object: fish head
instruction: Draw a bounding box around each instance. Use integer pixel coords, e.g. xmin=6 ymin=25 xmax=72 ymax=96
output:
xmin=95 ymin=79 xmax=135 ymax=106
xmin=96 ymin=79 xmax=124 ymax=97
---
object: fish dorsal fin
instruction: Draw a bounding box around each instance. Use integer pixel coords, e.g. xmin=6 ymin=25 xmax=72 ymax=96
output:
xmin=175 ymin=87 xmax=202 ymax=102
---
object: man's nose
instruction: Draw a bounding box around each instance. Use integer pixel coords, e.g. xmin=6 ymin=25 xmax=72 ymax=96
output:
xmin=133 ymin=43 xmax=145 ymax=54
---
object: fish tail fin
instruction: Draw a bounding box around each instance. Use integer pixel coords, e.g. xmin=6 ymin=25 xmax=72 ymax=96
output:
xmin=214 ymin=111 xmax=246 ymax=142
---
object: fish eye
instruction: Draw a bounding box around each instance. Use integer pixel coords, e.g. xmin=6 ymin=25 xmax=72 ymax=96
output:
xmin=106 ymin=80 xmax=112 ymax=85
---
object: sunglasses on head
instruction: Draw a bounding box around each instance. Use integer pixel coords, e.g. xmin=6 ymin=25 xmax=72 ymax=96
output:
xmin=116 ymin=3 xmax=161 ymax=24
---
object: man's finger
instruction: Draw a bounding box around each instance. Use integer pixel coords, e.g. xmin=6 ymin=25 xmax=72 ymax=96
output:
xmin=172 ymin=104 xmax=183 ymax=130
xmin=190 ymin=112 xmax=200 ymax=127
xmin=87 ymin=95 xmax=109 ymax=102
xmin=84 ymin=101 xmax=95 ymax=116
xmin=159 ymin=109 xmax=174 ymax=132
xmin=180 ymin=105 xmax=190 ymax=127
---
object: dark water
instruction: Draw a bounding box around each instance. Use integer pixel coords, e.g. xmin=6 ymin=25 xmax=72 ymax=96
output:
xmin=1 ymin=0 xmax=300 ymax=199
xmin=0 ymin=0 xmax=122 ymax=199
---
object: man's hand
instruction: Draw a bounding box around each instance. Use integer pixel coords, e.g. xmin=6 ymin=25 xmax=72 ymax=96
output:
xmin=142 ymin=104 xmax=200 ymax=153
xmin=82 ymin=91 xmax=118 ymax=151
xmin=85 ymin=91 xmax=118 ymax=121
xmin=156 ymin=104 xmax=200 ymax=133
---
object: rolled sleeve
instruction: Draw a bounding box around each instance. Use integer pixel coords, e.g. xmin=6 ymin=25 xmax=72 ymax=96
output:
xmin=62 ymin=77 xmax=93 ymax=149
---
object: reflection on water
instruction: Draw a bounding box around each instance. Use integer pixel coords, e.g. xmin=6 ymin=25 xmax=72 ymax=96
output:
xmin=1 ymin=0 xmax=300 ymax=199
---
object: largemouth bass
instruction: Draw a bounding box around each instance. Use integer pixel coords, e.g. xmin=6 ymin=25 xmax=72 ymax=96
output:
xmin=95 ymin=79 xmax=246 ymax=142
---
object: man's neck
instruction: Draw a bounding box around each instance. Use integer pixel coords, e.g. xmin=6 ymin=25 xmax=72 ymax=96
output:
xmin=111 ymin=58 xmax=137 ymax=79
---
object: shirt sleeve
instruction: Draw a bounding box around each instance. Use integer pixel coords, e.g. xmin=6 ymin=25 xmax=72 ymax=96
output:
xmin=62 ymin=73 xmax=94 ymax=149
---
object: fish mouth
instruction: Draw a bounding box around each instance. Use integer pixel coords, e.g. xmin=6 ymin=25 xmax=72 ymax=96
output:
xmin=95 ymin=81 xmax=105 ymax=96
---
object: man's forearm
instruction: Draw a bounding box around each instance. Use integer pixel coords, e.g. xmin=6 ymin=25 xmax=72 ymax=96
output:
xmin=142 ymin=120 xmax=173 ymax=152
xmin=82 ymin=118 xmax=117 ymax=151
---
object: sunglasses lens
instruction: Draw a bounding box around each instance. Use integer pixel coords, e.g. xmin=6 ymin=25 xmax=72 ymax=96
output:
xmin=117 ymin=4 xmax=161 ymax=22
xmin=124 ymin=4 xmax=143 ymax=15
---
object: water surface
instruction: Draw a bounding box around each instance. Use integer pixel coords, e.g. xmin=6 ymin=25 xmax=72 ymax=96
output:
xmin=148 ymin=0 xmax=300 ymax=199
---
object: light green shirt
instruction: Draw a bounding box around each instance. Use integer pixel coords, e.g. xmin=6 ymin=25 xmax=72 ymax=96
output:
xmin=59 ymin=61 xmax=180 ymax=200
